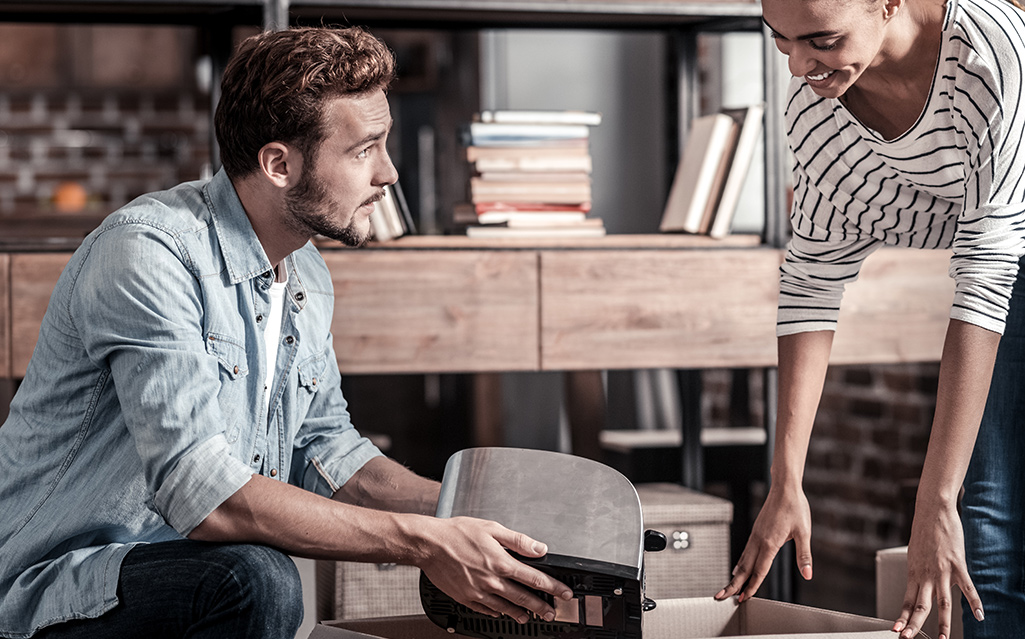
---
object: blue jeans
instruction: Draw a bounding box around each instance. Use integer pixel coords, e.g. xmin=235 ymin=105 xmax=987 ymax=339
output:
xmin=961 ymin=257 xmax=1025 ymax=637
xmin=33 ymin=540 xmax=304 ymax=639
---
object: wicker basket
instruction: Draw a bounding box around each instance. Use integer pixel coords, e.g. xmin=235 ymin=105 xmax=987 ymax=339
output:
xmin=636 ymin=482 xmax=733 ymax=599
xmin=315 ymin=560 xmax=423 ymax=622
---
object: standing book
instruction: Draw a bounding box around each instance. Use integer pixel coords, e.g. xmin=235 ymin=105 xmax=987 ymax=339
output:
xmin=369 ymin=182 xmax=415 ymax=242
xmin=709 ymin=103 xmax=765 ymax=239
xmin=659 ymin=112 xmax=739 ymax=234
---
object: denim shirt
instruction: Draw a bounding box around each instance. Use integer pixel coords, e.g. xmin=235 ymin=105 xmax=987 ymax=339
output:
xmin=0 ymin=170 xmax=382 ymax=638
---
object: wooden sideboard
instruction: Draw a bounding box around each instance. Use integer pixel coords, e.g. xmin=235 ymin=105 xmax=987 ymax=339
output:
xmin=0 ymin=235 xmax=954 ymax=379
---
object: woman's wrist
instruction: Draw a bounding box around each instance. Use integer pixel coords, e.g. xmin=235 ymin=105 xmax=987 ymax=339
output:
xmin=769 ymin=464 xmax=804 ymax=491
xmin=913 ymin=480 xmax=961 ymax=512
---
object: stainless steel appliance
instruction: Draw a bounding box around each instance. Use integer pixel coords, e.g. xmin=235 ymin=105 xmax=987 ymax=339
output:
xmin=420 ymin=447 xmax=665 ymax=639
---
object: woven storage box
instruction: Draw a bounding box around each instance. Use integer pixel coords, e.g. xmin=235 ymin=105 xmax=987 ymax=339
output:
xmin=315 ymin=560 xmax=422 ymax=622
xmin=637 ymin=482 xmax=733 ymax=600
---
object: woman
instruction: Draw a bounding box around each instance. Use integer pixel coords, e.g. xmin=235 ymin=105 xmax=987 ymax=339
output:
xmin=714 ymin=0 xmax=1025 ymax=637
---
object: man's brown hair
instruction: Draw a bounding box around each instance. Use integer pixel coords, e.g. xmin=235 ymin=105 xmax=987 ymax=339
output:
xmin=215 ymin=26 xmax=396 ymax=179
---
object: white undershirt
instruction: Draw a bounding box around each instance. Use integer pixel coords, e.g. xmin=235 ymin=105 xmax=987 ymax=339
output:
xmin=263 ymin=266 xmax=288 ymax=421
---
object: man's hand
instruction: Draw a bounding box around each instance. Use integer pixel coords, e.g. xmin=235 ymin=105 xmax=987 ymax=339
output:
xmin=893 ymin=499 xmax=984 ymax=639
xmin=715 ymin=483 xmax=813 ymax=602
xmin=416 ymin=516 xmax=574 ymax=623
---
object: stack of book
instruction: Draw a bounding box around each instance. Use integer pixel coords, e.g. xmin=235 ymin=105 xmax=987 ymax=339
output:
xmin=459 ymin=110 xmax=605 ymax=238
xmin=659 ymin=103 xmax=765 ymax=239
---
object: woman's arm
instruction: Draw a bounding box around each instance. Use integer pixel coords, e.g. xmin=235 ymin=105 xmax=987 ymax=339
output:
xmin=895 ymin=319 xmax=993 ymax=639
xmin=716 ymin=329 xmax=834 ymax=601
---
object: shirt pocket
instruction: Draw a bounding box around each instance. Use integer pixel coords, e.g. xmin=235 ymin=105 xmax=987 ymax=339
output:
xmin=205 ymin=331 xmax=249 ymax=442
xmin=295 ymin=352 xmax=326 ymax=415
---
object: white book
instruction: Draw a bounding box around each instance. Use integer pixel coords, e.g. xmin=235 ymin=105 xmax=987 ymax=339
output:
xmin=473 ymin=155 xmax=593 ymax=173
xmin=479 ymin=110 xmax=603 ymax=126
xmin=709 ymin=103 xmax=765 ymax=239
xmin=466 ymin=122 xmax=590 ymax=146
xmin=369 ymin=184 xmax=407 ymax=241
xmin=477 ymin=211 xmax=588 ymax=225
xmin=466 ymin=224 xmax=606 ymax=239
xmin=659 ymin=113 xmax=739 ymax=235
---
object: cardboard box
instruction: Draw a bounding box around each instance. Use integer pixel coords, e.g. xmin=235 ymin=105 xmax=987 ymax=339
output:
xmin=636 ymin=483 xmax=733 ymax=599
xmin=308 ymin=596 xmax=928 ymax=638
xmin=876 ymin=546 xmax=960 ymax=639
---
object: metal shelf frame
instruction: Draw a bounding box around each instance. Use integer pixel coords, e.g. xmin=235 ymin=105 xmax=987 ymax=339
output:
xmin=0 ymin=0 xmax=791 ymax=600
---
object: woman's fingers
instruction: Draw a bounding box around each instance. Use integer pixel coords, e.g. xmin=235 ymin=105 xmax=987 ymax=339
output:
xmin=954 ymin=566 xmax=984 ymax=623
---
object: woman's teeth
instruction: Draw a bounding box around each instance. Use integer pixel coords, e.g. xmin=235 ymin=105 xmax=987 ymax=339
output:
xmin=807 ymin=70 xmax=834 ymax=82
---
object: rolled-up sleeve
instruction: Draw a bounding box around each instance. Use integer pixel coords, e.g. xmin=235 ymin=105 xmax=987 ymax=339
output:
xmin=70 ymin=220 xmax=253 ymax=536
xmin=153 ymin=434 xmax=254 ymax=534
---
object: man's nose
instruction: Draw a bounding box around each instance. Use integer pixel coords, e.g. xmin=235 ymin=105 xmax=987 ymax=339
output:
xmin=376 ymin=152 xmax=399 ymax=187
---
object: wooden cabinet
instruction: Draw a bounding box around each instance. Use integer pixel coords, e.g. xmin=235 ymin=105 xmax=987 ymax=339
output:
xmin=541 ymin=248 xmax=782 ymax=370
xmin=831 ymin=249 xmax=954 ymax=365
xmin=7 ymin=253 xmax=71 ymax=378
xmin=0 ymin=254 xmax=9 ymax=379
xmin=0 ymin=239 xmax=954 ymax=379
xmin=323 ymin=248 xmax=539 ymax=373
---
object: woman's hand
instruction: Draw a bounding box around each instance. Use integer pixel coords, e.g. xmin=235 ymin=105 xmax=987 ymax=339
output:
xmin=415 ymin=516 xmax=573 ymax=623
xmin=893 ymin=498 xmax=984 ymax=639
xmin=715 ymin=482 xmax=814 ymax=602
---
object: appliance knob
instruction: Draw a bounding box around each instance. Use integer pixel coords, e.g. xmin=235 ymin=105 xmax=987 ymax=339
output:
xmin=644 ymin=529 xmax=667 ymax=552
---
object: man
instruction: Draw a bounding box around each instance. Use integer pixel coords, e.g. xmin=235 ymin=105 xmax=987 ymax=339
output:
xmin=0 ymin=27 xmax=572 ymax=639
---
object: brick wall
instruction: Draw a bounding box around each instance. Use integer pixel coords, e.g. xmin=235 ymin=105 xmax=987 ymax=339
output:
xmin=0 ymin=24 xmax=211 ymax=237
xmin=809 ymin=363 xmax=937 ymax=566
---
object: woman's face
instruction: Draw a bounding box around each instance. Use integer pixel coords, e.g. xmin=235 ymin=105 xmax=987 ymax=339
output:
xmin=761 ymin=0 xmax=892 ymax=98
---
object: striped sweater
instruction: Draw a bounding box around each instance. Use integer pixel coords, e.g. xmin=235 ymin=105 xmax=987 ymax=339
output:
xmin=778 ymin=0 xmax=1025 ymax=337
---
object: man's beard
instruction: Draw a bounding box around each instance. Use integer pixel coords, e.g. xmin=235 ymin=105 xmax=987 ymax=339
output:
xmin=283 ymin=162 xmax=381 ymax=248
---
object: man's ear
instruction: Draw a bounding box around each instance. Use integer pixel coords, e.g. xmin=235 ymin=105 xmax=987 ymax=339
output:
xmin=882 ymin=0 xmax=903 ymax=19
xmin=257 ymin=142 xmax=300 ymax=189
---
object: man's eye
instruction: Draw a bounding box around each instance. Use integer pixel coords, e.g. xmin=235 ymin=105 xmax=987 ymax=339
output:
xmin=810 ymin=39 xmax=838 ymax=51
xmin=357 ymin=148 xmax=370 ymax=159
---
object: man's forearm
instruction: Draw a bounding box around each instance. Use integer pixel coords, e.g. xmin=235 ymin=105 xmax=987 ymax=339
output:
xmin=332 ymin=456 xmax=441 ymax=516
xmin=188 ymin=471 xmax=435 ymax=564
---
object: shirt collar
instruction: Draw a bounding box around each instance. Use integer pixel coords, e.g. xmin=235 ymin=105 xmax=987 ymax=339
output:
xmin=204 ymin=168 xmax=276 ymax=285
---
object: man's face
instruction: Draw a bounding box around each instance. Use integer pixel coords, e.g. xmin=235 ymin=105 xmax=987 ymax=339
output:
xmin=283 ymin=90 xmax=398 ymax=247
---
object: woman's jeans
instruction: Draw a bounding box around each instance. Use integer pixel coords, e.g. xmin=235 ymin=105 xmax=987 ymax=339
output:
xmin=962 ymin=257 xmax=1025 ymax=637
xmin=34 ymin=540 xmax=304 ymax=639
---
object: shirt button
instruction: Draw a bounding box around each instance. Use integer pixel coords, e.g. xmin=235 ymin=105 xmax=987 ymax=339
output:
xmin=262 ymin=271 xmax=272 ymax=279
xmin=270 ymin=469 xmax=278 ymax=477
xmin=253 ymin=454 xmax=261 ymax=463
xmin=256 ymin=314 xmax=263 ymax=323
xmin=296 ymin=292 xmax=305 ymax=301
xmin=285 ymin=336 xmax=294 ymax=345
xmin=312 ymin=378 xmax=317 ymax=386
xmin=233 ymin=365 xmax=239 ymax=375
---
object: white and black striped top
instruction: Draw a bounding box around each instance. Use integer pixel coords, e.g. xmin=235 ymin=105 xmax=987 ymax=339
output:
xmin=778 ymin=0 xmax=1025 ymax=336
